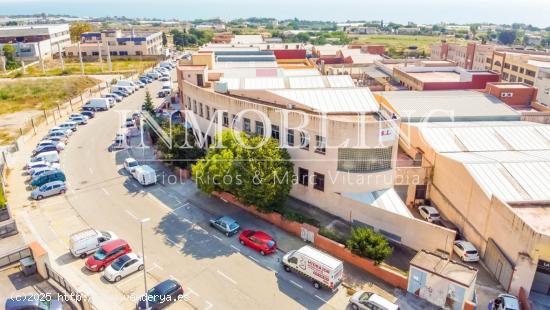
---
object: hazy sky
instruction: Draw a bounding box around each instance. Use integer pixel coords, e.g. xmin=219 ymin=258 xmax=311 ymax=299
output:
xmin=1 ymin=0 xmax=549 ymax=27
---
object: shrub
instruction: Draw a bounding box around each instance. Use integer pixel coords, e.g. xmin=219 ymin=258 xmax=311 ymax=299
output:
xmin=60 ymin=69 xmax=71 ymax=75
xmin=319 ymin=227 xmax=348 ymax=244
xmin=13 ymin=71 xmax=23 ymax=78
xmin=346 ymin=227 xmax=393 ymax=264
xmin=280 ymin=209 xmax=320 ymax=227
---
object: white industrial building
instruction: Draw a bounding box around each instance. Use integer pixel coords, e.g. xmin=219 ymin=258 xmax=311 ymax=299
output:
xmin=0 ymin=24 xmax=70 ymax=60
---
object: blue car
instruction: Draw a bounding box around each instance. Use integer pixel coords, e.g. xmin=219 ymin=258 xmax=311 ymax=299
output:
xmin=5 ymin=295 xmax=62 ymax=310
xmin=209 ymin=216 xmax=241 ymax=237
xmin=136 ymin=279 xmax=184 ymax=310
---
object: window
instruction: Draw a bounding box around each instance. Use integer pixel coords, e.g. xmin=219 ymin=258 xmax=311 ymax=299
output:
xmin=232 ymin=114 xmax=238 ymax=127
xmin=298 ymin=168 xmax=309 ymax=186
xmin=510 ymin=75 xmax=517 ymax=82
xmin=524 ymin=79 xmax=534 ymax=86
xmin=271 ymin=125 xmax=280 ymax=140
xmin=300 ymin=132 xmax=309 ymax=150
xmin=187 ymin=97 xmax=191 ymax=110
xmin=511 ymin=65 xmax=518 ymax=72
xmin=504 ymin=63 xmax=511 ymax=69
xmin=222 ymin=112 xmax=229 ymax=127
xmin=206 ymin=106 xmax=210 ymax=120
xmin=255 ymin=121 xmax=264 ymax=136
xmin=519 ymin=68 xmax=525 ymax=74
xmin=287 ymin=129 xmax=295 ymax=146
xmin=199 ymin=103 xmax=203 ymax=117
xmin=313 ymin=173 xmax=325 ymax=191
xmin=526 ymin=69 xmax=536 ymax=77
xmin=337 ymin=147 xmax=393 ymax=173
xmin=315 ymin=135 xmax=326 ymax=154
xmin=212 ymin=108 xmax=217 ymax=123
xmin=243 ymin=118 xmax=251 ymax=133
xmin=193 ymin=100 xmax=197 ymax=113
xmin=502 ymin=72 xmax=509 ymax=80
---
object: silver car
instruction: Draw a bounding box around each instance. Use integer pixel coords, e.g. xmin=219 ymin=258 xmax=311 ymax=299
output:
xmin=31 ymin=181 xmax=66 ymax=200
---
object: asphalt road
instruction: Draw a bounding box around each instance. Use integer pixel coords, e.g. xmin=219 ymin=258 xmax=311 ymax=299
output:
xmin=12 ymin=71 xmax=357 ymax=310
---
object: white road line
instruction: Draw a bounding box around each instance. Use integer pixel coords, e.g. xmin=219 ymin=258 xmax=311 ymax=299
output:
xmin=88 ymin=167 xmax=94 ymax=174
xmin=248 ymin=255 xmax=259 ymax=263
xmin=184 ymin=288 xmax=200 ymax=297
xmin=125 ymin=209 xmax=138 ymax=220
xmin=289 ymin=280 xmax=303 ymax=289
xmin=204 ymin=301 xmax=213 ymax=310
xmin=174 ymin=198 xmax=182 ymax=204
xmin=216 ymin=270 xmax=237 ymax=285
xmin=170 ymin=275 xmax=182 ymax=283
xmin=166 ymin=238 xmax=179 ymax=246
xmin=153 ymin=263 xmax=163 ymax=270
xmin=315 ymin=295 xmax=328 ymax=303
xmin=266 ymin=266 xmax=276 ymax=273
xmin=101 ymin=188 xmax=110 ymax=196
xmin=212 ymin=235 xmax=223 ymax=241
xmin=230 ymin=245 xmax=241 ymax=252
xmin=171 ymin=202 xmax=189 ymax=213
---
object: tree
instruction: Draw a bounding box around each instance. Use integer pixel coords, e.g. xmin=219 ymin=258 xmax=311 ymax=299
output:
xmin=162 ymin=32 xmax=168 ymax=46
xmin=70 ymin=22 xmax=94 ymax=42
xmin=193 ymin=130 xmax=294 ymax=211
xmin=498 ymin=30 xmax=517 ymax=45
xmin=155 ymin=124 xmax=206 ymax=169
xmin=143 ymin=90 xmax=154 ymax=114
xmin=346 ymin=227 xmax=393 ymax=264
xmin=295 ymin=32 xmax=310 ymax=43
xmin=2 ymin=44 xmax=20 ymax=70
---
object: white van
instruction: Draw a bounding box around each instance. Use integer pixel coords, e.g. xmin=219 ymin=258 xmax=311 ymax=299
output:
xmin=116 ymin=80 xmax=139 ymax=91
xmin=69 ymin=229 xmax=117 ymax=258
xmin=282 ymin=245 xmax=344 ymax=290
xmin=29 ymin=151 xmax=60 ymax=165
xmin=132 ymin=165 xmax=157 ymax=186
xmin=112 ymin=85 xmax=134 ymax=94
xmin=83 ymin=98 xmax=110 ymax=111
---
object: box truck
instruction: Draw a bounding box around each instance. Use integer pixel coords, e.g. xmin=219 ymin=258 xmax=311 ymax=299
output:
xmin=132 ymin=165 xmax=157 ymax=186
xmin=83 ymin=98 xmax=110 ymax=111
xmin=282 ymin=245 xmax=344 ymax=290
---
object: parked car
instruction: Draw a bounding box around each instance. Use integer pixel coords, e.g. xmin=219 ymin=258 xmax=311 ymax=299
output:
xmin=159 ymin=75 xmax=170 ymax=82
xmin=32 ymin=145 xmax=59 ymax=157
xmin=46 ymin=135 xmax=68 ymax=144
xmin=123 ymin=157 xmax=139 ymax=173
xmin=139 ymin=77 xmax=152 ymax=84
xmin=209 ymin=216 xmax=240 ymax=237
xmin=112 ymin=133 xmax=126 ymax=150
xmin=136 ymin=279 xmax=184 ymax=310
xmin=147 ymin=71 xmax=160 ymax=80
xmin=82 ymin=98 xmax=110 ymax=111
xmin=282 ymin=245 xmax=343 ymax=290
xmin=69 ymin=115 xmax=88 ymax=125
xmin=26 ymin=161 xmax=59 ymax=174
xmin=5 ymin=295 xmax=62 ymax=310
xmin=30 ymin=166 xmax=58 ymax=180
xmin=418 ymin=205 xmax=441 ymax=223
xmin=103 ymin=93 xmax=123 ymax=102
xmin=70 ymin=229 xmax=117 ymax=258
xmin=49 ymin=127 xmax=72 ymax=136
xmin=80 ymin=110 xmax=95 ymax=119
xmin=349 ymin=291 xmax=398 ymax=310
xmin=125 ymin=117 xmax=135 ymax=127
xmin=135 ymin=80 xmax=145 ymax=88
xmin=85 ymin=239 xmax=131 ymax=272
xmin=103 ymin=253 xmax=144 ymax=282
xmin=59 ymin=121 xmax=78 ymax=132
xmin=131 ymin=165 xmax=157 ymax=186
xmin=239 ymin=230 xmax=277 ymax=255
xmin=453 ymin=240 xmax=480 ymax=262
xmin=492 ymin=294 xmax=520 ymax=310
xmin=30 ymin=170 xmax=66 ymax=187
xmin=37 ymin=139 xmax=65 ymax=151
xmin=28 ymin=151 xmax=60 ymax=165
xmin=31 ymin=181 xmax=66 ymax=200
xmin=112 ymin=90 xmax=129 ymax=98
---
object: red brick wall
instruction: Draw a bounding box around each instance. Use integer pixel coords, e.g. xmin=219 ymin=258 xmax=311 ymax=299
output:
xmin=363 ymin=45 xmax=385 ymax=55
xmin=273 ymin=49 xmax=306 ymax=60
xmin=485 ymin=84 xmax=538 ymax=106
xmin=212 ymin=191 xmax=409 ymax=290
xmin=316 ymin=57 xmax=345 ymax=65
xmin=423 ymin=73 xmax=500 ymax=90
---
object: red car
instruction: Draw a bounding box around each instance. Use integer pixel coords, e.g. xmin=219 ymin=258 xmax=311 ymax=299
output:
xmin=85 ymin=239 xmax=132 ymax=272
xmin=239 ymin=230 xmax=277 ymax=255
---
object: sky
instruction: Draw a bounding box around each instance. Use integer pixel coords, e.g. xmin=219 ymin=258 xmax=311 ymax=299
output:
xmin=1 ymin=0 xmax=549 ymax=27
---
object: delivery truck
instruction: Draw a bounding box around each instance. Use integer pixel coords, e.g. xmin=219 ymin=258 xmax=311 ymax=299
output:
xmin=132 ymin=165 xmax=157 ymax=186
xmin=282 ymin=245 xmax=344 ymax=290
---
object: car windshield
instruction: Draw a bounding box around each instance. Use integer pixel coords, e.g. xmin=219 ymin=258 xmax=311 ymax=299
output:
xmin=129 ymin=161 xmax=138 ymax=167
xmin=229 ymin=223 xmax=239 ymax=230
xmin=359 ymin=292 xmax=372 ymax=301
xmin=93 ymin=249 xmax=107 ymax=260
xmin=111 ymin=255 xmax=130 ymax=271
xmin=267 ymin=240 xmax=275 ymax=248
xmin=101 ymin=231 xmax=111 ymax=239
xmin=466 ymin=250 xmax=478 ymax=254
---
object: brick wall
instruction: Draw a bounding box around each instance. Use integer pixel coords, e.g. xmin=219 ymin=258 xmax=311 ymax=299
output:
xmin=212 ymin=191 xmax=409 ymax=290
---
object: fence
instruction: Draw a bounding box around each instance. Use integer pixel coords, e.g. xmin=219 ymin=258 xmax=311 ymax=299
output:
xmin=0 ymin=219 xmax=17 ymax=239
xmin=0 ymin=246 xmax=31 ymax=269
xmin=45 ymin=263 xmax=86 ymax=310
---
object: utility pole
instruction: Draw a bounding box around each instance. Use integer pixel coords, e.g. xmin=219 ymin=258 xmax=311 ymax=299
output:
xmin=37 ymin=42 xmax=45 ymax=74
xmin=140 ymin=218 xmax=150 ymax=309
xmin=57 ymin=42 xmax=64 ymax=71
xmin=97 ymin=41 xmax=103 ymax=72
xmin=77 ymin=42 xmax=84 ymax=75
xmin=106 ymin=42 xmax=112 ymax=72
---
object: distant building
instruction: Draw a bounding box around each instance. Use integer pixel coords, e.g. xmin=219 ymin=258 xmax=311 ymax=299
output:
xmin=0 ymin=24 xmax=70 ymax=60
xmin=393 ymin=66 xmax=500 ymax=91
xmin=431 ymin=42 xmax=496 ymax=71
xmin=64 ymin=29 xmax=163 ymax=57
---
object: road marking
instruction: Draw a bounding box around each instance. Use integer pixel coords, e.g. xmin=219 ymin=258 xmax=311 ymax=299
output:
xmin=289 ymin=280 xmax=303 ymax=289
xmin=212 ymin=235 xmax=223 ymax=241
xmin=125 ymin=209 xmax=138 ymax=220
xmin=216 ymin=270 xmax=237 ymax=285
xmin=248 ymin=255 xmax=259 ymax=263
xmin=88 ymin=167 xmax=94 ymax=174
xmin=184 ymin=288 xmax=200 ymax=297
xmin=315 ymin=295 xmax=328 ymax=303
xmin=101 ymin=188 xmax=110 ymax=196
xmin=166 ymin=238 xmax=179 ymax=246
xmin=170 ymin=275 xmax=182 ymax=283
xmin=266 ymin=266 xmax=276 ymax=273
xmin=116 ymin=265 xmax=158 ymax=287
xmin=153 ymin=263 xmax=163 ymax=270
xmin=171 ymin=202 xmax=189 ymax=213
xmin=204 ymin=301 xmax=213 ymax=310
xmin=230 ymin=245 xmax=241 ymax=252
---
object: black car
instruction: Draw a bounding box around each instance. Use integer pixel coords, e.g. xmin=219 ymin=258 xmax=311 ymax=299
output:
xmin=112 ymin=90 xmax=129 ymax=98
xmin=136 ymin=279 xmax=184 ymax=310
xmin=5 ymin=295 xmax=62 ymax=310
xmin=80 ymin=110 xmax=95 ymax=119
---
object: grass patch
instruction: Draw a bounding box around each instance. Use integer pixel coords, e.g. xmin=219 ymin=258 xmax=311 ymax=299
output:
xmin=2 ymin=59 xmax=158 ymax=78
xmin=351 ymin=34 xmax=465 ymax=56
xmin=319 ymin=227 xmax=348 ymax=244
xmin=279 ymin=209 xmax=320 ymax=227
xmin=0 ymin=76 xmax=99 ymax=115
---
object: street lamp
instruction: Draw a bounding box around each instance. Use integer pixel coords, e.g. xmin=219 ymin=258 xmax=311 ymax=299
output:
xmin=140 ymin=218 xmax=150 ymax=309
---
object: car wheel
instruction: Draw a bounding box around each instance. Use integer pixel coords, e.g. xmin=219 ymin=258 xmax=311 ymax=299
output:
xmin=351 ymin=303 xmax=359 ymax=310
xmin=313 ymin=281 xmax=321 ymax=289
xmin=138 ymin=264 xmax=144 ymax=271
xmin=98 ymin=266 xmax=105 ymax=272
xmin=284 ymin=266 xmax=291 ymax=272
xmin=225 ymin=232 xmax=230 ymax=237
xmin=239 ymin=240 xmax=245 ymax=245
xmin=80 ymin=253 xmax=87 ymax=259
xmin=36 ymin=195 xmax=43 ymax=200
xmin=60 ymin=189 xmax=66 ymax=195
xmin=260 ymin=250 xmax=265 ymax=256
xmin=115 ymin=275 xmax=122 ymax=282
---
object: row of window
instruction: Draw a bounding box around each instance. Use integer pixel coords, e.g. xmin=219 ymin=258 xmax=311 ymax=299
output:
xmin=297 ymin=168 xmax=325 ymax=192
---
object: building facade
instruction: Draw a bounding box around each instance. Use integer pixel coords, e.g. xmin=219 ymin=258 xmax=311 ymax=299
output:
xmin=393 ymin=66 xmax=500 ymax=91
xmin=431 ymin=42 xmax=495 ymax=71
xmin=64 ymin=30 xmax=163 ymax=57
xmin=0 ymin=24 xmax=70 ymax=60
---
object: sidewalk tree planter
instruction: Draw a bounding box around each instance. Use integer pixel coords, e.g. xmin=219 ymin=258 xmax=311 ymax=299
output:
xmin=194 ymin=130 xmax=294 ymax=212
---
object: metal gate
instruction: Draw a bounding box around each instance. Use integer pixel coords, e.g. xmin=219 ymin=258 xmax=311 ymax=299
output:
xmin=484 ymin=238 xmax=514 ymax=290
xmin=45 ymin=264 xmax=85 ymax=309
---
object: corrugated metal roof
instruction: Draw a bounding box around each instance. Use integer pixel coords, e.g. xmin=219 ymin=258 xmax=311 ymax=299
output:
xmin=219 ymin=77 xmax=240 ymax=90
xmin=474 ymin=151 xmax=542 ymax=163
xmin=536 ymin=126 xmax=550 ymax=141
xmin=495 ymin=127 xmax=549 ymax=150
xmin=283 ymin=69 xmax=321 ymax=77
xmin=452 ymin=127 xmax=508 ymax=151
xmin=288 ymin=76 xmax=325 ymax=89
xmin=268 ymin=88 xmax=379 ymax=113
xmin=503 ymin=162 xmax=550 ymax=201
xmin=522 ymin=151 xmax=550 ymax=161
xmin=342 ymin=188 xmax=413 ymax=218
xmin=326 ymin=75 xmax=355 ymax=88
xmin=243 ymin=77 xmax=285 ymax=90
xmin=421 ymin=128 xmax=464 ymax=152
xmin=465 ymin=163 xmax=528 ymax=202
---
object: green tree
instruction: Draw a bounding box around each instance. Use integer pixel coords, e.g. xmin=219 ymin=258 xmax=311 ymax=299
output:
xmin=156 ymin=124 xmax=206 ymax=169
xmin=2 ymin=44 xmax=20 ymax=70
xmin=143 ymin=90 xmax=154 ymax=114
xmin=498 ymin=30 xmax=517 ymax=45
xmin=69 ymin=22 xmax=94 ymax=42
xmin=295 ymin=32 xmax=310 ymax=43
xmin=193 ymin=130 xmax=294 ymax=211
xmin=346 ymin=227 xmax=393 ymax=264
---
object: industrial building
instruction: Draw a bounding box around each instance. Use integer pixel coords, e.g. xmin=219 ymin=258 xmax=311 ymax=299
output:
xmin=0 ymin=24 xmax=70 ymax=60
xmin=392 ymin=66 xmax=500 ymax=91
xmin=64 ymin=29 xmax=163 ymax=57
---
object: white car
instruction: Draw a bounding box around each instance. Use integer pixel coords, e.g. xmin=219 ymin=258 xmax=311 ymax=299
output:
xmin=69 ymin=115 xmax=88 ymax=125
xmin=159 ymin=76 xmax=170 ymax=81
xmin=123 ymin=158 xmax=139 ymax=173
xmin=418 ymin=205 xmax=441 ymax=223
xmin=349 ymin=291 xmax=398 ymax=310
xmin=453 ymin=240 xmax=480 ymax=262
xmin=49 ymin=127 xmax=72 ymax=136
xmin=134 ymin=81 xmax=145 ymax=88
xmin=103 ymin=253 xmax=144 ymax=282
xmin=26 ymin=161 xmax=60 ymax=174
xmin=37 ymin=139 xmax=65 ymax=151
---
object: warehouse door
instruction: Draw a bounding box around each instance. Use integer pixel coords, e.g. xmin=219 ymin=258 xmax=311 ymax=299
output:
xmin=532 ymin=260 xmax=550 ymax=295
xmin=484 ymin=238 xmax=514 ymax=290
